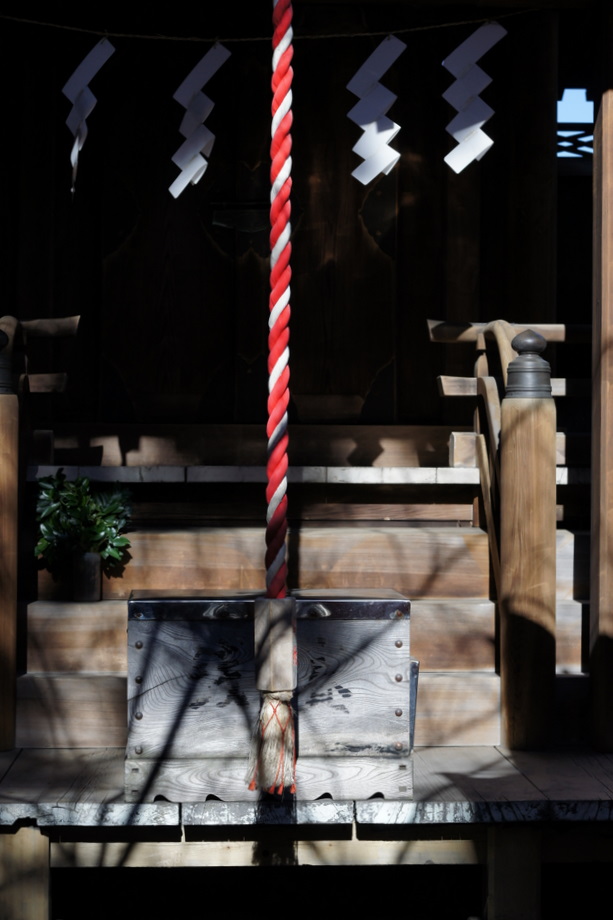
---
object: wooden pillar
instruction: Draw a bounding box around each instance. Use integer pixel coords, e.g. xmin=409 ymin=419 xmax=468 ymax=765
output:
xmin=500 ymin=332 xmax=557 ymax=749
xmin=0 ymin=828 xmax=50 ymax=920
xmin=590 ymin=11 xmax=613 ymax=748
xmin=487 ymin=826 xmax=541 ymax=920
xmin=0 ymin=319 xmax=18 ymax=750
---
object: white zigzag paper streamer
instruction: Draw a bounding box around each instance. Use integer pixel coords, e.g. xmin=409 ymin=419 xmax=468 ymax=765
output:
xmin=347 ymin=35 xmax=406 ymax=185
xmin=62 ymin=38 xmax=115 ymax=191
xmin=442 ymin=22 xmax=507 ymax=174
xmin=169 ymin=44 xmax=231 ymax=199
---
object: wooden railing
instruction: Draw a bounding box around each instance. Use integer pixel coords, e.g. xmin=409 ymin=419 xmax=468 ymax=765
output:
xmin=429 ymin=319 xmax=588 ymax=748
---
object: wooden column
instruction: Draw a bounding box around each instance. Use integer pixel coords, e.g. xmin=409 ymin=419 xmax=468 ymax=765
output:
xmin=487 ymin=826 xmax=541 ymax=920
xmin=500 ymin=332 xmax=557 ymax=749
xmin=591 ymin=10 xmax=613 ymax=748
xmin=0 ymin=828 xmax=50 ymax=920
xmin=0 ymin=319 xmax=18 ymax=750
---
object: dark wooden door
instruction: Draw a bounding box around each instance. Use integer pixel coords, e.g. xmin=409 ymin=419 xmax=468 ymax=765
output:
xmin=1 ymin=5 xmax=560 ymax=429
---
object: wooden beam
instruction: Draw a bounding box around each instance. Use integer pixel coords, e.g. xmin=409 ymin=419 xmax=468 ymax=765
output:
xmin=24 ymin=372 xmax=68 ymax=394
xmin=50 ymin=837 xmax=482 ymax=868
xmin=487 ymin=827 xmax=541 ymax=920
xmin=438 ymin=375 xmax=586 ymax=398
xmin=0 ymin=828 xmax=49 ymax=920
xmin=590 ymin=26 xmax=613 ymax=748
xmin=428 ymin=319 xmax=590 ymax=344
xmin=21 ymin=316 xmax=79 ymax=338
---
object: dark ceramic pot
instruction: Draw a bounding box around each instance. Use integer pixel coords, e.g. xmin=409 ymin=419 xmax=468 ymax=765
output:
xmin=72 ymin=551 xmax=102 ymax=602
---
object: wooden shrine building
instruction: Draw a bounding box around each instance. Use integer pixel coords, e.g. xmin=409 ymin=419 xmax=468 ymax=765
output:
xmin=1 ymin=1 xmax=613 ymax=917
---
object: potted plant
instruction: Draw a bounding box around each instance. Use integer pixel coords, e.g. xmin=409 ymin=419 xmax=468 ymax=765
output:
xmin=35 ymin=469 xmax=132 ymax=601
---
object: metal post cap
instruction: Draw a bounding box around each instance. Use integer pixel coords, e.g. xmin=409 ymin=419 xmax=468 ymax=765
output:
xmin=505 ymin=329 xmax=552 ymax=398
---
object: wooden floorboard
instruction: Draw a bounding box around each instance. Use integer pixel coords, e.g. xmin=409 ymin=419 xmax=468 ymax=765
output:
xmin=2 ymin=746 xmax=613 ymax=824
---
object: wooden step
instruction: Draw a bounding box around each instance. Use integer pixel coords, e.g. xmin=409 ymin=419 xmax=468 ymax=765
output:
xmin=20 ymin=589 xmax=587 ymax=752
xmin=35 ymin=526 xmax=588 ymax=603
xmin=37 ymin=525 xmax=492 ymax=601
xmin=15 ymin=671 xmax=501 ymax=749
xmin=16 ymin=669 xmax=590 ymax=751
xmin=27 ymin=597 xmax=585 ymax=676
xmin=411 ymin=598 xmax=584 ymax=673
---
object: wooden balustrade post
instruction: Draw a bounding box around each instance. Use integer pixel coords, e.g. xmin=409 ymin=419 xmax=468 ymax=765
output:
xmin=500 ymin=330 xmax=557 ymax=749
xmin=0 ymin=318 xmax=19 ymax=750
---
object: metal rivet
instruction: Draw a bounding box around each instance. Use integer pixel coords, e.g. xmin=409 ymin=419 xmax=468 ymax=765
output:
xmin=395 ymin=709 xmax=403 ymax=717
xmin=135 ymin=711 xmax=143 ymax=720
xmin=135 ymin=676 xmax=143 ymax=684
xmin=135 ymin=641 xmax=143 ymax=649
xmin=395 ymin=673 xmax=403 ymax=682
xmin=394 ymin=610 xmax=403 ymax=618
xmin=395 ymin=742 xmax=403 ymax=751
xmin=135 ymin=745 xmax=143 ymax=755
xmin=395 ymin=640 xmax=403 ymax=648
xmin=133 ymin=610 xmax=143 ymax=618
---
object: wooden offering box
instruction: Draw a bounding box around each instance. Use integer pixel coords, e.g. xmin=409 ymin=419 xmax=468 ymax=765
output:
xmin=125 ymin=589 xmax=417 ymax=802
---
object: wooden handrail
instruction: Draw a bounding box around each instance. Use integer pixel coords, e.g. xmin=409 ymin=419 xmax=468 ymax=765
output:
xmin=21 ymin=316 xmax=80 ymax=338
xmin=431 ymin=321 xmax=560 ymax=749
xmin=428 ymin=319 xmax=591 ymax=344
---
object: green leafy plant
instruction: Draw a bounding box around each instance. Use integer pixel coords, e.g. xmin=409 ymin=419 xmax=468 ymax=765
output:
xmin=35 ymin=469 xmax=132 ymax=573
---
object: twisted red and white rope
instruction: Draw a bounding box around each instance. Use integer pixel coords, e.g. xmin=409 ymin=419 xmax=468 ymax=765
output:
xmin=266 ymin=0 xmax=293 ymax=599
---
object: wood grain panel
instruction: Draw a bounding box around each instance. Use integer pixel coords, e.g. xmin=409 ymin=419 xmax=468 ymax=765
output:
xmin=27 ymin=601 xmax=127 ymax=672
xmin=16 ymin=675 xmax=127 ymax=748
xmin=410 ymin=599 xmax=495 ymax=671
xmin=16 ymin=671 xmax=499 ymax=750
xmin=415 ymin=673 xmax=500 ymax=746
xmin=65 ymin=526 xmax=491 ymax=600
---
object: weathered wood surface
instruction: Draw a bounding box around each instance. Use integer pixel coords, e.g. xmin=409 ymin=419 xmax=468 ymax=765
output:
xmin=16 ymin=675 xmax=127 ymax=748
xmin=35 ymin=525 xmax=584 ymax=603
xmin=27 ymin=601 xmax=128 ymax=672
xmin=24 ymin=597 xmax=582 ymax=677
xmin=415 ymin=673 xmax=500 ymax=746
xmin=402 ymin=598 xmax=580 ymax=673
xmin=3 ymin=747 xmax=613 ymax=829
xmin=591 ymin=71 xmax=613 ymax=748
xmin=16 ymin=672 xmax=499 ymax=751
xmin=408 ymin=599 xmax=495 ymax=671
xmin=500 ymin=396 xmax=557 ymax=748
xmin=450 ymin=429 xmax=590 ymax=468
xmin=126 ymin=612 xmax=414 ymax=801
xmin=0 ymin=749 xmax=177 ymax=827
xmin=39 ymin=525 xmax=491 ymax=600
xmin=126 ymin=755 xmax=414 ymax=804
xmin=16 ymin=666 xmax=591 ymax=752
